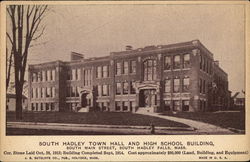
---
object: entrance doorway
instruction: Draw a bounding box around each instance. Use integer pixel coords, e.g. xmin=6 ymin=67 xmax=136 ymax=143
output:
xmin=139 ymin=89 xmax=156 ymax=107
xmin=81 ymin=93 xmax=88 ymax=107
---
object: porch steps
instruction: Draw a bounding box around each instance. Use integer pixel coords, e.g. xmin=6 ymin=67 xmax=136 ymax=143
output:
xmin=77 ymin=107 xmax=89 ymax=112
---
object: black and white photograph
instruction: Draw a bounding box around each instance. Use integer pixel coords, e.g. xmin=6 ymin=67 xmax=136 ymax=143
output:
xmin=4 ymin=3 xmax=246 ymax=136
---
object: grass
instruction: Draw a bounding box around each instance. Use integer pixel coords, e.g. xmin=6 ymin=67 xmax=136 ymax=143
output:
xmin=160 ymin=110 xmax=245 ymax=130
xmin=7 ymin=111 xmax=189 ymax=128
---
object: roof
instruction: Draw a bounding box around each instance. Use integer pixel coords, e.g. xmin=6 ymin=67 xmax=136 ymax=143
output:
xmin=6 ymin=93 xmax=28 ymax=99
xmin=232 ymin=91 xmax=245 ymax=99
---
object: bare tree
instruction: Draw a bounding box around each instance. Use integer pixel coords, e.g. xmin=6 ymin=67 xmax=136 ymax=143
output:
xmin=6 ymin=47 xmax=13 ymax=91
xmin=6 ymin=5 xmax=48 ymax=119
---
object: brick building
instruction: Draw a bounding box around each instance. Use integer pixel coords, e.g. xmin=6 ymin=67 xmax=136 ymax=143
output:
xmin=28 ymin=40 xmax=230 ymax=113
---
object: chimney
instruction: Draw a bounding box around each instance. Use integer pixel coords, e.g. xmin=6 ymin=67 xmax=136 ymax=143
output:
xmin=125 ymin=45 xmax=133 ymax=51
xmin=71 ymin=52 xmax=84 ymax=61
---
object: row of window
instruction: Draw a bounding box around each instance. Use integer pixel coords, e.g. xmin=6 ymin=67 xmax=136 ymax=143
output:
xmin=200 ymin=55 xmax=212 ymax=75
xmin=97 ymin=85 xmax=110 ymax=96
xmin=31 ymin=87 xmax=55 ymax=98
xmin=31 ymin=102 xmax=55 ymax=111
xmin=66 ymin=86 xmax=80 ymax=97
xmin=164 ymin=53 xmax=191 ymax=70
xmin=199 ymin=78 xmax=207 ymax=94
xmin=96 ymin=65 xmax=109 ymax=78
xmin=97 ymin=102 xmax=110 ymax=111
xmin=115 ymin=101 xmax=136 ymax=111
xmin=164 ymin=100 xmax=190 ymax=111
xmin=143 ymin=59 xmax=157 ymax=81
xmin=31 ymin=70 xmax=56 ymax=82
xmin=67 ymin=69 xmax=81 ymax=81
xmin=66 ymin=102 xmax=79 ymax=111
xmin=165 ymin=77 xmax=190 ymax=93
xmin=116 ymin=60 xmax=136 ymax=75
xmin=116 ymin=82 xmax=136 ymax=95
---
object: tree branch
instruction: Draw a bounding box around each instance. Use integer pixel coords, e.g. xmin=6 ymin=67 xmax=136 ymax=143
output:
xmin=6 ymin=32 xmax=13 ymax=45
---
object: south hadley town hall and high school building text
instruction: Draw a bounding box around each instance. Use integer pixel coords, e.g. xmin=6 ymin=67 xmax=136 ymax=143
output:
xmin=28 ymin=40 xmax=230 ymax=113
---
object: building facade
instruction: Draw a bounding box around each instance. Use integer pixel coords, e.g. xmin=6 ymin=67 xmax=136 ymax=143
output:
xmin=6 ymin=94 xmax=28 ymax=111
xmin=28 ymin=40 xmax=230 ymax=113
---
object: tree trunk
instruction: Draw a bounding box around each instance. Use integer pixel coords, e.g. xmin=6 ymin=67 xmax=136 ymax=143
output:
xmin=15 ymin=79 xmax=23 ymax=120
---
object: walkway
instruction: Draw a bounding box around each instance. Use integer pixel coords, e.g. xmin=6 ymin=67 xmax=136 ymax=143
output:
xmin=7 ymin=122 xmax=196 ymax=135
xmin=136 ymin=112 xmax=235 ymax=134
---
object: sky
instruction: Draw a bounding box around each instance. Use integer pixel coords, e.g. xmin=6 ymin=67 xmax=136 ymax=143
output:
xmin=25 ymin=4 xmax=245 ymax=94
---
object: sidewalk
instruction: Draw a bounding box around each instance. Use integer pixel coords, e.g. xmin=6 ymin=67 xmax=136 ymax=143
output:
xmin=7 ymin=122 xmax=196 ymax=135
xmin=136 ymin=112 xmax=235 ymax=134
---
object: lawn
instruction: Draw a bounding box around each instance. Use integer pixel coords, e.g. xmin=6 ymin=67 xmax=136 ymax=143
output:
xmin=160 ymin=111 xmax=245 ymax=130
xmin=7 ymin=112 xmax=189 ymax=128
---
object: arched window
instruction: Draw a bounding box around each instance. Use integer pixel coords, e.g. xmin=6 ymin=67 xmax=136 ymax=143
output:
xmin=143 ymin=59 xmax=157 ymax=81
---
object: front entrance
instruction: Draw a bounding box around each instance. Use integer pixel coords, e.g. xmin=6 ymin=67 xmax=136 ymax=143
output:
xmin=139 ymin=89 xmax=156 ymax=107
xmin=81 ymin=93 xmax=88 ymax=107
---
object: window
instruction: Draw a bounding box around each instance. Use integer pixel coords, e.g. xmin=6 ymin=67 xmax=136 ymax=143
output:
xmin=173 ymin=78 xmax=180 ymax=93
xmin=203 ymin=80 xmax=206 ymax=94
xmin=116 ymin=83 xmax=122 ymax=95
xmin=123 ymin=101 xmax=129 ymax=111
xmin=31 ymin=88 xmax=33 ymax=98
xmin=115 ymin=101 xmax=122 ymax=111
xmin=32 ymin=73 xmax=37 ymax=82
xmin=173 ymin=100 xmax=180 ymax=111
xmin=31 ymin=103 xmax=35 ymax=111
xmin=199 ymin=79 xmax=202 ymax=93
xmin=123 ymin=61 xmax=129 ymax=74
xmin=130 ymin=60 xmax=136 ymax=73
xmin=102 ymin=85 xmax=109 ymax=96
xmin=38 ymin=88 xmax=41 ymax=98
xmin=200 ymin=55 xmax=203 ymax=69
xmin=183 ymin=53 xmax=190 ymax=68
xmin=42 ymin=71 xmax=46 ymax=82
xmin=102 ymin=65 xmax=109 ymax=78
xmin=35 ymin=88 xmax=38 ymax=98
xmin=203 ymin=58 xmax=206 ymax=71
xmin=51 ymin=103 xmax=54 ymax=111
xmin=164 ymin=100 xmax=171 ymax=111
xmin=97 ymin=66 xmax=102 ymax=78
xmin=42 ymin=88 xmax=45 ymax=98
xmin=182 ymin=100 xmax=189 ymax=111
xmin=123 ymin=82 xmax=129 ymax=95
xmin=76 ymin=87 xmax=79 ymax=97
xmin=45 ymin=70 xmax=48 ymax=81
xmin=143 ymin=59 xmax=157 ymax=81
xmin=102 ymin=102 xmax=109 ymax=111
xmin=98 ymin=85 xmax=102 ymax=96
xmin=116 ymin=62 xmax=122 ymax=75
xmin=66 ymin=86 xmax=70 ymax=97
xmin=164 ymin=56 xmax=171 ymax=70
xmin=165 ymin=79 xmax=171 ymax=93
xmin=46 ymin=103 xmax=49 ymax=111
xmin=183 ymin=77 xmax=190 ymax=92
xmin=84 ymin=69 xmax=92 ymax=86
xmin=173 ymin=55 xmax=181 ymax=69
xmin=130 ymin=101 xmax=136 ymax=111
xmin=36 ymin=103 xmax=38 ymax=111
xmin=71 ymin=86 xmax=76 ymax=97
xmin=38 ymin=71 xmax=42 ymax=82
xmin=52 ymin=70 xmax=55 ymax=81
xmin=46 ymin=87 xmax=50 ymax=97
xmin=67 ymin=70 xmax=72 ymax=80
xmin=40 ymin=103 xmax=43 ymax=111
xmin=72 ymin=69 xmax=76 ymax=80
xmin=52 ymin=87 xmax=55 ymax=98
xmin=76 ymin=68 xmax=81 ymax=80
xmin=130 ymin=82 xmax=136 ymax=94
xmin=49 ymin=70 xmax=52 ymax=81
